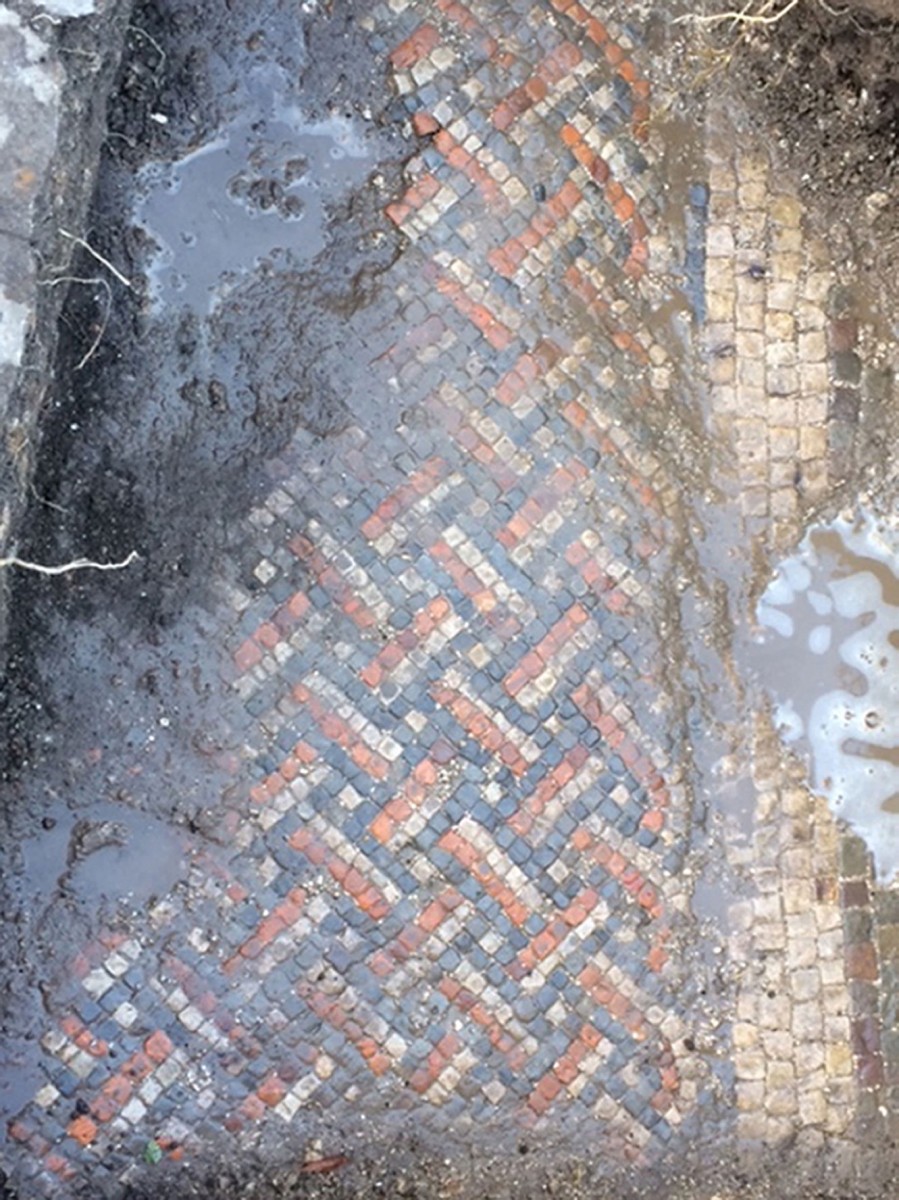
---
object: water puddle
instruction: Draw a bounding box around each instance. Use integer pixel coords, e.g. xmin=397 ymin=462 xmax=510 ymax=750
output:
xmin=0 ymin=804 xmax=187 ymax=1143
xmin=753 ymin=506 xmax=899 ymax=882
xmin=20 ymin=797 xmax=187 ymax=905
xmin=136 ymin=107 xmax=376 ymax=313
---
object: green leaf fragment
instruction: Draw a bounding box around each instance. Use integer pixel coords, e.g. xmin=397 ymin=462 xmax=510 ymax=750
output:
xmin=144 ymin=1139 xmax=163 ymax=1165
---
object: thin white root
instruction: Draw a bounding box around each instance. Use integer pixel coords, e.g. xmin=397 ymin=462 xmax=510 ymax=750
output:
xmin=39 ymin=275 xmax=113 ymax=370
xmin=676 ymin=0 xmax=802 ymax=26
xmin=0 ymin=550 xmax=140 ymax=575
xmin=59 ymin=228 xmax=132 ymax=289
xmin=73 ymin=278 xmax=112 ymax=371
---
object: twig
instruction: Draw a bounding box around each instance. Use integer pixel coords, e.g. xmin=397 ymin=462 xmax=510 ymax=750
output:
xmin=104 ymin=130 xmax=138 ymax=150
xmin=676 ymin=0 xmax=802 ymax=26
xmin=39 ymin=275 xmax=112 ymax=370
xmin=0 ymin=550 xmax=139 ymax=575
xmin=74 ymin=279 xmax=111 ymax=371
xmin=59 ymin=228 xmax=132 ymax=288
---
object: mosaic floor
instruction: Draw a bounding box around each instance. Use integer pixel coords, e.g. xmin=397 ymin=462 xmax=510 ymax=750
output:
xmin=3 ymin=1 xmax=897 ymax=1195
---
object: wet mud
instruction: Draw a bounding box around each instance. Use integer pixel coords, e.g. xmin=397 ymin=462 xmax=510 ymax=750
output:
xmin=0 ymin=0 xmax=410 ymax=1152
xmin=2 ymin=0 xmax=409 ymax=773
xmin=710 ymin=3 xmax=899 ymax=201
xmin=112 ymin=1138 xmax=887 ymax=1200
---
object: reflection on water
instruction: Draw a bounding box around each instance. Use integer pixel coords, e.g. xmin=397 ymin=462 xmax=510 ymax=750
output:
xmin=19 ymin=797 xmax=187 ymax=907
xmin=754 ymin=507 xmax=899 ymax=882
xmin=0 ymin=803 xmax=187 ymax=1140
xmin=136 ymin=108 xmax=375 ymax=313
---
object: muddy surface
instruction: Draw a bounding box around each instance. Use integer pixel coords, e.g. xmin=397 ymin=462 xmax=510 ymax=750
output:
xmin=708 ymin=2 xmax=899 ymax=198
xmin=112 ymin=1140 xmax=890 ymax=1200
xmin=0 ymin=0 xmax=409 ymax=1147
xmin=1 ymin=0 xmax=408 ymax=776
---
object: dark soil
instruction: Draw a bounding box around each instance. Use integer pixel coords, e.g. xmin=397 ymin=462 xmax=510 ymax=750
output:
xmin=725 ymin=1 xmax=899 ymax=274
xmin=733 ymin=3 xmax=898 ymax=192
xmin=107 ymin=1130 xmax=899 ymax=1200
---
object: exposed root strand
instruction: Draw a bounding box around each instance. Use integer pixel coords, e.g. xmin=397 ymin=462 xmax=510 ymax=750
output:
xmin=58 ymin=228 xmax=132 ymax=288
xmin=676 ymin=0 xmax=803 ymax=28
xmin=0 ymin=550 xmax=140 ymax=576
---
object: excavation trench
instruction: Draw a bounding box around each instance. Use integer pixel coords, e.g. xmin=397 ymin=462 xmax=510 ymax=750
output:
xmin=1 ymin=1 xmax=898 ymax=1198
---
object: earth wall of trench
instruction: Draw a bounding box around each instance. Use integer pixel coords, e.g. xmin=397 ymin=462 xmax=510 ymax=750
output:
xmin=0 ymin=0 xmax=134 ymax=659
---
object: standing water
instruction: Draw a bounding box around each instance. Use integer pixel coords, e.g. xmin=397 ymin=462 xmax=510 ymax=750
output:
xmin=754 ymin=507 xmax=899 ymax=882
xmin=137 ymin=108 xmax=376 ymax=313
